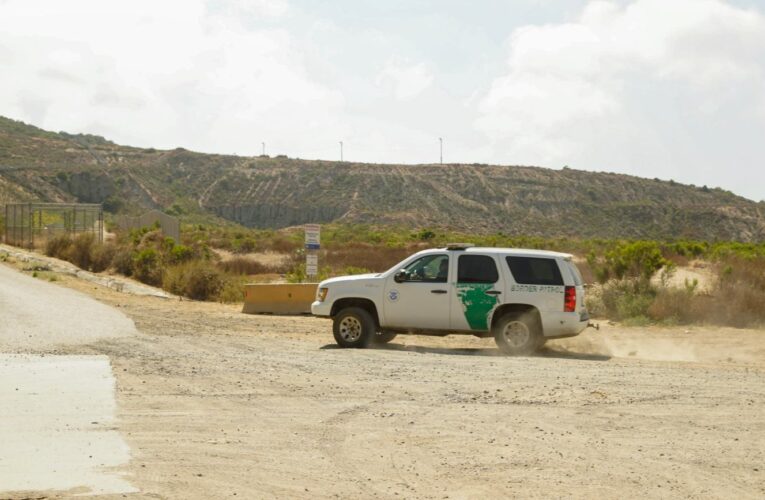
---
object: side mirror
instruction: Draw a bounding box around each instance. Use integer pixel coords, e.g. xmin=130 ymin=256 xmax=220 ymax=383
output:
xmin=394 ymin=270 xmax=407 ymax=283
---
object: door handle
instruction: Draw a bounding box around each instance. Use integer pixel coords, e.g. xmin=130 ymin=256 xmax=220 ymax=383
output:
xmin=431 ymin=289 xmax=448 ymax=294
xmin=485 ymin=290 xmax=502 ymax=295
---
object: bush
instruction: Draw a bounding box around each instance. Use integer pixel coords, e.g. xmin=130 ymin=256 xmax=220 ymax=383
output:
xmin=707 ymin=257 xmax=765 ymax=327
xmin=599 ymin=278 xmax=656 ymax=321
xmin=602 ymin=241 xmax=667 ymax=281
xmin=112 ymin=248 xmax=134 ymax=276
xmin=133 ymin=248 xmax=162 ymax=286
xmin=67 ymin=233 xmax=96 ymax=269
xmin=647 ymin=287 xmax=696 ymax=324
xmin=285 ymin=263 xmax=331 ymax=283
xmin=218 ymin=256 xmax=272 ymax=275
xmin=216 ymin=276 xmax=247 ymax=303
xmin=232 ymin=237 xmax=257 ymax=254
xmin=169 ymin=244 xmax=194 ymax=264
xmin=163 ymin=260 xmax=225 ymax=300
xmin=342 ymin=266 xmax=372 ymax=275
xmin=45 ymin=235 xmax=72 ymax=260
xmin=90 ymin=243 xmax=116 ymax=273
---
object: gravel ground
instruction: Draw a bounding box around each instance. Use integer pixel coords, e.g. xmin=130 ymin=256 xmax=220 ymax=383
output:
xmin=1 ymin=258 xmax=764 ymax=499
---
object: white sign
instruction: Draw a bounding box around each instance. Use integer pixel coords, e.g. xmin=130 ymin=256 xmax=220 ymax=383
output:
xmin=306 ymin=254 xmax=318 ymax=276
xmin=304 ymin=224 xmax=320 ymax=249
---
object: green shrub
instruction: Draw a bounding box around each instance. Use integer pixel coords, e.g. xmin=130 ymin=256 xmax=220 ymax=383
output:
xmin=342 ymin=266 xmax=372 ymax=275
xmin=169 ymin=244 xmax=194 ymax=264
xmin=232 ymin=237 xmax=257 ymax=253
xmin=286 ymin=263 xmax=331 ymax=283
xmin=163 ymin=260 xmax=225 ymax=300
xmin=415 ymin=229 xmax=436 ymax=241
xmin=603 ymin=241 xmax=667 ymax=280
xmin=599 ymin=278 xmax=656 ymax=321
xmin=133 ymin=248 xmax=161 ymax=285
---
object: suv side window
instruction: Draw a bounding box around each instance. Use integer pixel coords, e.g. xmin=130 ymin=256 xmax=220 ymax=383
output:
xmin=400 ymin=254 xmax=449 ymax=283
xmin=506 ymin=257 xmax=563 ymax=285
xmin=458 ymin=255 xmax=498 ymax=284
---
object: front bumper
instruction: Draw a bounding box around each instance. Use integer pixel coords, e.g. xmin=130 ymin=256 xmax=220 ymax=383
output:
xmin=311 ymin=300 xmax=331 ymax=317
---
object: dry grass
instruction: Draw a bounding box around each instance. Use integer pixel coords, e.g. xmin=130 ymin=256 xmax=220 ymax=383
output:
xmin=217 ymin=256 xmax=274 ymax=275
xmin=323 ymin=243 xmax=413 ymax=273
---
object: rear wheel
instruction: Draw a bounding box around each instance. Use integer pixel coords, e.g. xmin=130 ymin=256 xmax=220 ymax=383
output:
xmin=333 ymin=307 xmax=375 ymax=348
xmin=493 ymin=313 xmax=543 ymax=355
xmin=373 ymin=331 xmax=397 ymax=345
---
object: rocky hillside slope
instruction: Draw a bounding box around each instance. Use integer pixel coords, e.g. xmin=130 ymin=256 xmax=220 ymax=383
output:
xmin=1 ymin=116 xmax=763 ymax=241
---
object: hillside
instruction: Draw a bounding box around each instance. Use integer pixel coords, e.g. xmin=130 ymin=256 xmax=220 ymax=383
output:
xmin=1 ymin=116 xmax=763 ymax=241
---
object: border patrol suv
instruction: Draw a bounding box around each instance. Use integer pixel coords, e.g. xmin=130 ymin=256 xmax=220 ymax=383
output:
xmin=311 ymin=244 xmax=589 ymax=355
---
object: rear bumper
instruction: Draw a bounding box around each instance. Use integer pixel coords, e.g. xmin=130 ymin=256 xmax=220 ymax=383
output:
xmin=541 ymin=311 xmax=589 ymax=339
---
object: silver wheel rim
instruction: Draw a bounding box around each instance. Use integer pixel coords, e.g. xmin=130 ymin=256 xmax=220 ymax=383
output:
xmin=502 ymin=321 xmax=530 ymax=348
xmin=339 ymin=316 xmax=363 ymax=342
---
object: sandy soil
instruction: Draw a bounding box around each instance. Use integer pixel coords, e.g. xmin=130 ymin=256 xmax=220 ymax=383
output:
xmin=650 ymin=261 xmax=717 ymax=293
xmin=1 ymin=258 xmax=764 ymax=499
xmin=213 ymin=249 xmax=290 ymax=268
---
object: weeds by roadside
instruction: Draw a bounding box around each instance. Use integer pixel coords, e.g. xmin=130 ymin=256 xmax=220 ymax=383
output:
xmin=23 ymin=222 xmax=765 ymax=326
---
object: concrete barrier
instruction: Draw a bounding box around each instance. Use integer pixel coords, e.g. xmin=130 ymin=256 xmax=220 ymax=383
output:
xmin=242 ymin=283 xmax=318 ymax=315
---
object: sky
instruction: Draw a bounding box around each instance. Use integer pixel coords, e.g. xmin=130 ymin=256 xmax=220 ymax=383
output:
xmin=0 ymin=0 xmax=764 ymax=201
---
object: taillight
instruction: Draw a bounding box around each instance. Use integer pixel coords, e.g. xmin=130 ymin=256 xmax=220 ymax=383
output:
xmin=564 ymin=286 xmax=576 ymax=312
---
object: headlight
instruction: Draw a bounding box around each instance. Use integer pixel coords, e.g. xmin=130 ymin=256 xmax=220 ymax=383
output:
xmin=317 ymin=287 xmax=328 ymax=302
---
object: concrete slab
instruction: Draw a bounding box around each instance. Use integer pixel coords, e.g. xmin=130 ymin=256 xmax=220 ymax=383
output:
xmin=0 ymin=354 xmax=135 ymax=495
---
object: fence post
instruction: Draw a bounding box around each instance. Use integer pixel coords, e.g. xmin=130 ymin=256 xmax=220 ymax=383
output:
xmin=27 ymin=202 xmax=32 ymax=248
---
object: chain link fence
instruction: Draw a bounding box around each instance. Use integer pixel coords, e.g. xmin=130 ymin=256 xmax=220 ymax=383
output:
xmin=3 ymin=203 xmax=103 ymax=249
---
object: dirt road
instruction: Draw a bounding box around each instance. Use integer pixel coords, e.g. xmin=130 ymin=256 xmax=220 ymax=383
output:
xmin=1 ymin=258 xmax=764 ymax=499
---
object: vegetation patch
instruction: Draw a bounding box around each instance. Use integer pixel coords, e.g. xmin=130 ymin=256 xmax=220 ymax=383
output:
xmin=24 ymin=221 xmax=765 ymax=327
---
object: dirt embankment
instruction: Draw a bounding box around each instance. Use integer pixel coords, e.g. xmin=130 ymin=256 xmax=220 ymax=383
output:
xmin=1 ymin=256 xmax=764 ymax=499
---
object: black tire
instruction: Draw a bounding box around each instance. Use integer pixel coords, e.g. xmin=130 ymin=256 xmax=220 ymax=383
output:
xmin=493 ymin=312 xmax=543 ymax=356
xmin=373 ymin=331 xmax=397 ymax=345
xmin=333 ymin=307 xmax=375 ymax=348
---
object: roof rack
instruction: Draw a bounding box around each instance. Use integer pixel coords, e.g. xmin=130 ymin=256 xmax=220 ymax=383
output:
xmin=446 ymin=243 xmax=475 ymax=251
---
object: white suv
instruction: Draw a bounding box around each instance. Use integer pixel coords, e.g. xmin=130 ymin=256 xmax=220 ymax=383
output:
xmin=311 ymin=244 xmax=589 ymax=355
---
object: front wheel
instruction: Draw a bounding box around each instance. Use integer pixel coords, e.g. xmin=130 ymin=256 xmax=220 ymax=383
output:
xmin=333 ymin=307 xmax=375 ymax=348
xmin=493 ymin=313 xmax=543 ymax=355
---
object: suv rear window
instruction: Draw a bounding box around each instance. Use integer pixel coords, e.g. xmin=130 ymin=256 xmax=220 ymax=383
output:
xmin=458 ymin=255 xmax=499 ymax=283
xmin=506 ymin=257 xmax=563 ymax=286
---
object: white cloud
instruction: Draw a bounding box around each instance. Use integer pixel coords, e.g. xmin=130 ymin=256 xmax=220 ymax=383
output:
xmin=0 ymin=0 xmax=764 ymax=200
xmin=376 ymin=58 xmax=434 ymax=100
xmin=0 ymin=0 xmax=342 ymax=154
xmin=216 ymin=0 xmax=291 ymax=18
xmin=476 ymin=0 xmax=765 ymax=198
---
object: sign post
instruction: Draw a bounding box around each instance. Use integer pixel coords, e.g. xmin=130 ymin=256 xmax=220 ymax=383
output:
xmin=304 ymin=224 xmax=320 ymax=279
